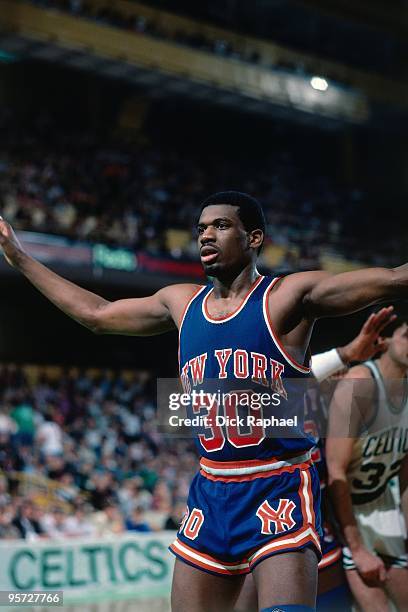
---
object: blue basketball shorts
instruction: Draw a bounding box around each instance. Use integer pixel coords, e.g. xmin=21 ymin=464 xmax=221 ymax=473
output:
xmin=169 ymin=454 xmax=322 ymax=576
xmin=317 ymin=520 xmax=342 ymax=571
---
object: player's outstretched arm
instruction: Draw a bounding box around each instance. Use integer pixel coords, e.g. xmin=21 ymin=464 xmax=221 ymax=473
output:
xmin=303 ymin=265 xmax=408 ymax=318
xmin=0 ymin=216 xmax=196 ymax=336
xmin=273 ymin=267 xmax=406 ymax=325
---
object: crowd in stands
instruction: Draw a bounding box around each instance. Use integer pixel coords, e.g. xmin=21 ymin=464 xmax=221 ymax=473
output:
xmin=27 ymin=0 xmax=320 ymax=77
xmin=27 ymin=0 xmax=405 ymax=81
xmin=0 ymin=363 xmax=194 ymax=539
xmin=0 ymin=107 xmax=400 ymax=270
xmin=29 ymin=0 xmax=259 ymax=63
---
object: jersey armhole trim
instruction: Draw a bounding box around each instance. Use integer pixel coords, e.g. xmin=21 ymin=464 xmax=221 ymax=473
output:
xmin=178 ymin=285 xmax=207 ymax=372
xmin=178 ymin=285 xmax=207 ymax=331
xmin=365 ymin=362 xmax=382 ymax=432
xmin=263 ymin=277 xmax=311 ymax=374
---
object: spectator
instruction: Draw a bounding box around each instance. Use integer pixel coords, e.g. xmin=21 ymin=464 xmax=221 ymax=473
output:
xmin=12 ymin=501 xmax=46 ymax=540
xmin=0 ymin=475 xmax=11 ymax=506
xmin=0 ymin=406 xmax=17 ymax=438
xmin=0 ymin=503 xmax=20 ymax=539
xmin=36 ymin=410 xmax=63 ymax=456
xmin=41 ymin=506 xmax=69 ymax=538
xmin=10 ymin=394 xmax=35 ymax=447
xmin=125 ymin=506 xmax=152 ymax=533
xmin=87 ymin=472 xmax=116 ymax=510
xmin=64 ymin=503 xmax=96 ymax=537
xmin=0 ymin=430 xmax=14 ymax=471
xmin=164 ymin=502 xmax=186 ymax=531
xmin=92 ymin=500 xmax=125 ymax=536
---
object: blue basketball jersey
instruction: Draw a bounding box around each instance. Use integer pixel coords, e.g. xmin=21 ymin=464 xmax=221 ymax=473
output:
xmin=179 ymin=275 xmax=316 ymax=461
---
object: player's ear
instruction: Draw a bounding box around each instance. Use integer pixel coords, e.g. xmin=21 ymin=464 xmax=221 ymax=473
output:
xmin=249 ymin=229 xmax=264 ymax=251
xmin=376 ymin=337 xmax=390 ymax=354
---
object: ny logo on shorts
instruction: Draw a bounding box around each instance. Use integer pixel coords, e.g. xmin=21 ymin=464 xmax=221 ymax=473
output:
xmin=256 ymin=498 xmax=296 ymax=535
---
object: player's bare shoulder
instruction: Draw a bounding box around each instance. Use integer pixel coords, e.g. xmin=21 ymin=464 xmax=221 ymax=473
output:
xmin=158 ymin=283 xmax=206 ymax=329
xmin=333 ymin=363 xmax=375 ymax=395
xmin=266 ymin=270 xmax=330 ymax=333
xmin=343 ymin=363 xmax=377 ymax=400
xmin=331 ymin=363 xmax=376 ymax=422
xmin=346 ymin=363 xmax=374 ymax=380
xmin=269 ymin=270 xmax=331 ymax=300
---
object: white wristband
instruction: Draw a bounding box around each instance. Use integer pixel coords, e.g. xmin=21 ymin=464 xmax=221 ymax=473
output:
xmin=311 ymin=349 xmax=345 ymax=383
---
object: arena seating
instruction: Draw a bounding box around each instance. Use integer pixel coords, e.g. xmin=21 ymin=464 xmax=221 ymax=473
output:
xmin=0 ymin=108 xmax=400 ymax=270
xmin=0 ymin=363 xmax=194 ymax=537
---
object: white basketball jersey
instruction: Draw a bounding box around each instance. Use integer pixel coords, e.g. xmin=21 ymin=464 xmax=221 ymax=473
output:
xmin=347 ymin=360 xmax=408 ymax=505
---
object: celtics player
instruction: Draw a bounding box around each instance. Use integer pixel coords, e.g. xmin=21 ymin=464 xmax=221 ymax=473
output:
xmin=327 ymin=314 xmax=408 ymax=612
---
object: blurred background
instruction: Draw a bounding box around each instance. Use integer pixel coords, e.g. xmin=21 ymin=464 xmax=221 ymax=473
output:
xmin=0 ymin=0 xmax=407 ymax=609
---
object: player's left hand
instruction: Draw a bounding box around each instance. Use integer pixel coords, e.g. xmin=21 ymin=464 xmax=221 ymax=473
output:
xmin=338 ymin=307 xmax=395 ymax=364
xmin=0 ymin=215 xmax=26 ymax=267
xmin=353 ymin=547 xmax=387 ymax=587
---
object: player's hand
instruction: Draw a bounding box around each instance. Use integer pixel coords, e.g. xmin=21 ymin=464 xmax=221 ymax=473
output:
xmin=338 ymin=307 xmax=395 ymax=364
xmin=353 ymin=547 xmax=387 ymax=587
xmin=0 ymin=216 xmax=26 ymax=267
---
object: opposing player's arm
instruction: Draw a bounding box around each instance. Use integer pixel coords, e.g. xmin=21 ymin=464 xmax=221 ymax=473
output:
xmin=311 ymin=307 xmax=394 ymax=382
xmin=337 ymin=307 xmax=394 ymax=363
xmin=326 ymin=366 xmax=386 ymax=586
xmin=326 ymin=369 xmax=364 ymax=551
xmin=326 ymin=435 xmax=358 ymax=546
xmin=0 ymin=216 xmax=198 ymax=336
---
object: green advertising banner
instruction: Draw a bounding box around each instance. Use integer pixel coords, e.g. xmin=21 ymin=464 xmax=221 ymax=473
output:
xmin=0 ymin=532 xmax=175 ymax=604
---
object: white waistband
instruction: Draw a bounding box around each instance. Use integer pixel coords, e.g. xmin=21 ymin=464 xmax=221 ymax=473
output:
xmin=200 ymin=450 xmax=312 ymax=476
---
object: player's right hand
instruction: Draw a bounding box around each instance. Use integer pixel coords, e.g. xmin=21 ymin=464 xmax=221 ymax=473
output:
xmin=0 ymin=216 xmax=25 ymax=267
xmin=353 ymin=547 xmax=387 ymax=587
xmin=340 ymin=307 xmax=395 ymax=363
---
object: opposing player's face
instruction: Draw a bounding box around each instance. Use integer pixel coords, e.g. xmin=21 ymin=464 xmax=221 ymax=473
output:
xmin=197 ymin=205 xmax=253 ymax=275
xmin=389 ymin=323 xmax=408 ymax=368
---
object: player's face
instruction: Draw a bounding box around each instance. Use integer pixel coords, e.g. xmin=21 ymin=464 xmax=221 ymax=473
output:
xmin=389 ymin=323 xmax=408 ymax=368
xmin=196 ymin=205 xmax=252 ymax=276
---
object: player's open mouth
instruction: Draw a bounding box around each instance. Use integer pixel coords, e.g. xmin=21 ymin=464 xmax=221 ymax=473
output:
xmin=200 ymin=247 xmax=219 ymax=264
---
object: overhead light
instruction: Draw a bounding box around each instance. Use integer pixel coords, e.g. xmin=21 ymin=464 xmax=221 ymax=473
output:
xmin=310 ymin=76 xmax=329 ymax=92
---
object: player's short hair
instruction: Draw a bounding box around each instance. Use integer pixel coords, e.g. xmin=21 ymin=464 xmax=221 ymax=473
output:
xmin=200 ymin=191 xmax=266 ymax=253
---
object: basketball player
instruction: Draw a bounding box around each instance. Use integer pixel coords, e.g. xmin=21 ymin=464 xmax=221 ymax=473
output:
xmin=326 ymin=315 xmax=408 ymax=611
xmin=312 ymin=308 xmax=396 ymax=612
xmin=1 ymin=191 xmax=408 ymax=612
xmin=234 ymin=307 xmax=395 ymax=612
